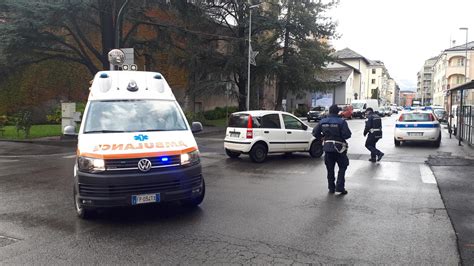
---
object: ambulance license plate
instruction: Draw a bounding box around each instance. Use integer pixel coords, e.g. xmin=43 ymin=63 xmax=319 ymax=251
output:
xmin=408 ymin=132 xmax=423 ymax=136
xmin=132 ymin=193 xmax=160 ymax=205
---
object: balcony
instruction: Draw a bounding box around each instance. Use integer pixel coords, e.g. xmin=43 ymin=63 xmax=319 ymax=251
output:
xmin=446 ymin=66 xmax=466 ymax=77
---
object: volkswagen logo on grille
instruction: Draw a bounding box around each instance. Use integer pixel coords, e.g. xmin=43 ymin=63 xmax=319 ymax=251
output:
xmin=138 ymin=159 xmax=152 ymax=172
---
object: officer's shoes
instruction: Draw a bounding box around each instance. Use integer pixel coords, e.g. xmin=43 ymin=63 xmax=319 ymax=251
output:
xmin=328 ymin=189 xmax=335 ymax=194
xmin=368 ymin=158 xmax=376 ymax=162
xmin=377 ymin=152 xmax=385 ymax=161
xmin=336 ymin=189 xmax=348 ymax=195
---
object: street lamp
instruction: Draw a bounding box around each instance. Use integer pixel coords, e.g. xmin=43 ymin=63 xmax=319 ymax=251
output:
xmin=460 ymin=27 xmax=469 ymax=82
xmin=247 ymin=3 xmax=262 ymax=111
xmin=115 ymin=0 xmax=130 ymax=49
xmin=458 ymin=27 xmax=468 ymax=145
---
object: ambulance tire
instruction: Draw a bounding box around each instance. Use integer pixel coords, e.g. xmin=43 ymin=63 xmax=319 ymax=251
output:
xmin=249 ymin=142 xmax=268 ymax=163
xmin=74 ymin=186 xmax=96 ymax=219
xmin=309 ymin=140 xmax=324 ymax=158
xmin=182 ymin=179 xmax=205 ymax=207
xmin=225 ymin=149 xmax=241 ymax=158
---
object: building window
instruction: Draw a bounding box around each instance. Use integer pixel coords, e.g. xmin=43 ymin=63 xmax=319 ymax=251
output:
xmin=371 ymin=79 xmax=376 ymax=84
xmin=372 ymin=69 xmax=376 ymax=74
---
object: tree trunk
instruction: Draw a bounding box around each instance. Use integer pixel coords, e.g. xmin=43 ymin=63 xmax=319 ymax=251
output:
xmin=275 ymin=1 xmax=293 ymax=111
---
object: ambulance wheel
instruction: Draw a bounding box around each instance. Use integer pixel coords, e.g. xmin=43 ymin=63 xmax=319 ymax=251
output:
xmin=74 ymin=186 xmax=95 ymax=219
xmin=249 ymin=143 xmax=267 ymax=163
xmin=182 ymin=179 xmax=205 ymax=207
xmin=225 ymin=149 xmax=241 ymax=158
xmin=309 ymin=140 xmax=324 ymax=158
xmin=394 ymin=138 xmax=401 ymax=147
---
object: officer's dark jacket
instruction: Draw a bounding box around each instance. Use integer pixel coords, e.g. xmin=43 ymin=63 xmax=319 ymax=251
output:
xmin=312 ymin=114 xmax=352 ymax=153
xmin=364 ymin=112 xmax=382 ymax=138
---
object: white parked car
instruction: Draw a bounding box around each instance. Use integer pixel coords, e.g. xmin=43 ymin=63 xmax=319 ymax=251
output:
xmin=224 ymin=111 xmax=323 ymax=163
xmin=394 ymin=111 xmax=441 ymax=147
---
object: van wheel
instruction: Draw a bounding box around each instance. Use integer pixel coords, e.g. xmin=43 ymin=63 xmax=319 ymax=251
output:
xmin=434 ymin=134 xmax=441 ymax=148
xmin=74 ymin=186 xmax=95 ymax=219
xmin=249 ymin=143 xmax=267 ymax=163
xmin=394 ymin=138 xmax=401 ymax=147
xmin=309 ymin=140 xmax=324 ymax=158
xmin=225 ymin=149 xmax=241 ymax=158
xmin=182 ymin=179 xmax=205 ymax=207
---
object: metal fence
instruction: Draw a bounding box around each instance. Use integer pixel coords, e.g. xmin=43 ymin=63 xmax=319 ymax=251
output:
xmin=461 ymin=105 xmax=473 ymax=146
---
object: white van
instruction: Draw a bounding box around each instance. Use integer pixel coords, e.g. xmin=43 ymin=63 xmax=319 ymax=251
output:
xmin=351 ymin=99 xmax=379 ymax=118
xmin=65 ymin=70 xmax=205 ymax=219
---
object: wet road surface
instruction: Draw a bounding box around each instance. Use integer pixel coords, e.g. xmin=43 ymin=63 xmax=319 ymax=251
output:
xmin=0 ymin=116 xmax=463 ymax=264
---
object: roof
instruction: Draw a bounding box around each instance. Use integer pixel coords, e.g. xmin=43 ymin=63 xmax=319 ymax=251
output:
xmin=445 ymin=41 xmax=474 ymax=52
xmin=316 ymin=68 xmax=352 ymax=83
xmin=334 ymin=61 xmax=361 ymax=74
xmin=89 ymin=71 xmax=176 ymax=101
xmin=232 ymin=110 xmax=295 ymax=117
xmin=333 ymin=48 xmax=371 ymax=65
xmin=369 ymin=60 xmax=384 ymax=66
xmin=449 ymin=80 xmax=474 ymax=91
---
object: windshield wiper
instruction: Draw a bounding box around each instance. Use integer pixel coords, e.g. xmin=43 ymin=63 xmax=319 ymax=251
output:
xmin=84 ymin=130 xmax=125 ymax=134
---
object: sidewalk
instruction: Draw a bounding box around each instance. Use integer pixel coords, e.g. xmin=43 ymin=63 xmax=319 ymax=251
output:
xmin=426 ymin=132 xmax=474 ymax=265
xmin=194 ymin=125 xmax=226 ymax=137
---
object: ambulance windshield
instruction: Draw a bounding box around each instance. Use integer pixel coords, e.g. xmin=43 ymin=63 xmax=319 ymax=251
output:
xmin=84 ymin=100 xmax=187 ymax=133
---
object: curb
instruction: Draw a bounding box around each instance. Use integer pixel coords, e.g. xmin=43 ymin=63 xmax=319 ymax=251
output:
xmin=194 ymin=129 xmax=226 ymax=137
xmin=0 ymin=137 xmax=77 ymax=147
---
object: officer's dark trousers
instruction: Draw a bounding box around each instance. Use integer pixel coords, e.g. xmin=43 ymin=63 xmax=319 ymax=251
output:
xmin=365 ymin=135 xmax=382 ymax=160
xmin=324 ymin=151 xmax=349 ymax=191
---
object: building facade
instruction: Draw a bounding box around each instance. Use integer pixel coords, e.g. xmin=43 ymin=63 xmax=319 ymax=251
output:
xmin=432 ymin=41 xmax=474 ymax=107
xmin=416 ymin=56 xmax=437 ymax=105
xmin=333 ymin=48 xmax=398 ymax=103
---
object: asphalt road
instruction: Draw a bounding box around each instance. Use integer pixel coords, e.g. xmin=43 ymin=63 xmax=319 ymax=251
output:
xmin=0 ymin=115 xmax=465 ymax=264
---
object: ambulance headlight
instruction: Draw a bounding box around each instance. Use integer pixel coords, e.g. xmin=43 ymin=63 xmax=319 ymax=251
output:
xmin=77 ymin=156 xmax=105 ymax=173
xmin=181 ymin=150 xmax=200 ymax=166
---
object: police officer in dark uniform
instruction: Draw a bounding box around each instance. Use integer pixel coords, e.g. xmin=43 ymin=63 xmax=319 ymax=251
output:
xmin=313 ymin=104 xmax=352 ymax=195
xmin=364 ymin=107 xmax=384 ymax=162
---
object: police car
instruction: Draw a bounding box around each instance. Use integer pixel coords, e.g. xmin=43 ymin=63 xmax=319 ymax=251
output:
xmin=394 ymin=110 xmax=441 ymax=147
xmin=224 ymin=111 xmax=323 ymax=163
xmin=64 ymin=50 xmax=205 ymax=218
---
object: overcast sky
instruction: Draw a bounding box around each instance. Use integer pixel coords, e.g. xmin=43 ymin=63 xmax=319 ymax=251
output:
xmin=328 ymin=0 xmax=474 ymax=91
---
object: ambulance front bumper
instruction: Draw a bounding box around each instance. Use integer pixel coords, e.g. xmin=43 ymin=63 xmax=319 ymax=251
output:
xmin=75 ymin=164 xmax=203 ymax=208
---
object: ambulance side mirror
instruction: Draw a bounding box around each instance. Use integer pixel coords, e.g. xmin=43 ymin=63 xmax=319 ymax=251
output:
xmin=63 ymin=125 xmax=78 ymax=138
xmin=191 ymin=122 xmax=203 ymax=133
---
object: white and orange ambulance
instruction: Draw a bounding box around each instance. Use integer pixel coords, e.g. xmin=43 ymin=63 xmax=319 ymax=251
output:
xmin=66 ymin=69 xmax=204 ymax=219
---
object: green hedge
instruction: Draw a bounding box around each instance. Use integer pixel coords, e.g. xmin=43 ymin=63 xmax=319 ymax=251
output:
xmin=203 ymin=107 xmax=238 ymax=120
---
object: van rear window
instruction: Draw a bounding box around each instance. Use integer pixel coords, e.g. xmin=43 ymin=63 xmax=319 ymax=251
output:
xmin=228 ymin=114 xmax=249 ymax=128
xmin=228 ymin=114 xmax=262 ymax=128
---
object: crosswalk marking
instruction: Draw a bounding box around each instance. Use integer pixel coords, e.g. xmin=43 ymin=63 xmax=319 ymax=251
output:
xmin=419 ymin=164 xmax=437 ymax=184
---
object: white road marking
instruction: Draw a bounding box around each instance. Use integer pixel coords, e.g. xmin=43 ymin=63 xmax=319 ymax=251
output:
xmin=62 ymin=154 xmax=77 ymax=159
xmin=419 ymin=164 xmax=437 ymax=184
xmin=0 ymin=159 xmax=19 ymax=163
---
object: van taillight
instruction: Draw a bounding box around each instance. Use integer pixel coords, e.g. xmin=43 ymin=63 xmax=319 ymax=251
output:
xmin=246 ymin=114 xmax=253 ymax=139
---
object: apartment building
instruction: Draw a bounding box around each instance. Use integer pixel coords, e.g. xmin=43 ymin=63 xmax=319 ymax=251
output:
xmin=432 ymin=41 xmax=474 ymax=106
xmin=416 ymin=56 xmax=437 ymax=105
xmin=333 ymin=48 xmax=398 ymax=104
